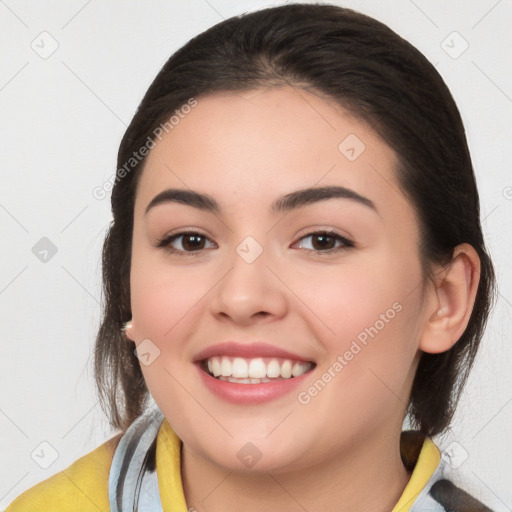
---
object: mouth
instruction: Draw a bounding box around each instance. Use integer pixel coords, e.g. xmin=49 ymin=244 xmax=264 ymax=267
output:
xmin=194 ymin=342 xmax=316 ymax=403
xmin=200 ymin=356 xmax=315 ymax=384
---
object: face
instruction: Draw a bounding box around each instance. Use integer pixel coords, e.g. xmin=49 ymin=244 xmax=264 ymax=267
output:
xmin=129 ymin=86 xmax=428 ymax=473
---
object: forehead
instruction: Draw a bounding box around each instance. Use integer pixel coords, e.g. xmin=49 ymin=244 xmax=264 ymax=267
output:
xmin=135 ymin=86 xmax=410 ymax=220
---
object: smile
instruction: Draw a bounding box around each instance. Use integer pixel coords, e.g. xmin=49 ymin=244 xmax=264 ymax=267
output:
xmin=194 ymin=341 xmax=316 ymax=403
xmin=202 ymin=356 xmax=314 ymax=384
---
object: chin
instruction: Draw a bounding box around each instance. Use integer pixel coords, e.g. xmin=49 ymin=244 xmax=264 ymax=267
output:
xmin=188 ymin=428 xmax=316 ymax=475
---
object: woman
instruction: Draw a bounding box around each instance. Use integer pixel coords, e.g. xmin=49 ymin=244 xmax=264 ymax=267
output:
xmin=6 ymin=3 xmax=496 ymax=511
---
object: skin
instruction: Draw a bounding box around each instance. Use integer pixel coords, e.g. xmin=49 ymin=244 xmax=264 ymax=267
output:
xmin=125 ymin=86 xmax=480 ymax=512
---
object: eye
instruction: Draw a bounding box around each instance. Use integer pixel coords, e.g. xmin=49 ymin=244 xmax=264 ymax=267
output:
xmin=294 ymin=231 xmax=354 ymax=253
xmin=157 ymin=231 xmax=216 ymax=254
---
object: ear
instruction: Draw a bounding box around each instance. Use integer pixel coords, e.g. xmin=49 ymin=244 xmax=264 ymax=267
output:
xmin=419 ymin=244 xmax=481 ymax=354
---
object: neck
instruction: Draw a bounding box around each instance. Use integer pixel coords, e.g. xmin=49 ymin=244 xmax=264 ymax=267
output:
xmin=181 ymin=425 xmax=412 ymax=512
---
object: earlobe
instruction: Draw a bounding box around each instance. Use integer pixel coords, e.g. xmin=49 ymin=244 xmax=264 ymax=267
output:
xmin=419 ymin=244 xmax=481 ymax=354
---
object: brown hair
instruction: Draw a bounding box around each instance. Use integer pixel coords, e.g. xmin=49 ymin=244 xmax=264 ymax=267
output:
xmin=94 ymin=3 xmax=496 ymax=436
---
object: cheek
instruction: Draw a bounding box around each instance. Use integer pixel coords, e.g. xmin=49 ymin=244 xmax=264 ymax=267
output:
xmin=288 ymin=249 xmax=420 ymax=348
xmin=290 ymin=248 xmax=423 ymax=412
xmin=130 ymin=247 xmax=210 ymax=342
xmin=299 ymin=254 xmax=422 ymax=407
xmin=129 ymin=253 xmax=211 ymax=424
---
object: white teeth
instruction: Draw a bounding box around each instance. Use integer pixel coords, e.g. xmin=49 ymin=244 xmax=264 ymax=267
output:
xmin=205 ymin=356 xmax=313 ymax=381
xmin=211 ymin=357 xmax=222 ymax=377
xmin=232 ymin=357 xmax=249 ymax=378
xmin=221 ymin=358 xmax=231 ymax=377
xmin=248 ymin=358 xmax=266 ymax=378
xmin=280 ymin=360 xmax=292 ymax=379
xmin=266 ymin=359 xmax=281 ymax=378
xmin=292 ymin=362 xmax=310 ymax=377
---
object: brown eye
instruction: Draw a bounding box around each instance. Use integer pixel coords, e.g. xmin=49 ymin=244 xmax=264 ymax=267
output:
xmin=311 ymin=233 xmax=336 ymax=250
xmin=295 ymin=231 xmax=354 ymax=253
xmin=158 ymin=232 xmax=216 ymax=253
xmin=181 ymin=234 xmax=206 ymax=251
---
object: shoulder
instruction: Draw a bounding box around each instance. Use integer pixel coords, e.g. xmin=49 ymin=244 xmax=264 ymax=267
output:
xmin=5 ymin=433 xmax=122 ymax=512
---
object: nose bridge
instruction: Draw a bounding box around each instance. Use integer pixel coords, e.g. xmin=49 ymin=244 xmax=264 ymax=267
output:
xmin=210 ymin=234 xmax=287 ymax=323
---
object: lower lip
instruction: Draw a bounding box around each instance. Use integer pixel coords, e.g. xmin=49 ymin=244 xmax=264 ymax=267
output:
xmin=196 ymin=365 xmax=312 ymax=404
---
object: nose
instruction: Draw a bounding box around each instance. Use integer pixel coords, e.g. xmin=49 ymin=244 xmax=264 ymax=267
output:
xmin=209 ymin=246 xmax=288 ymax=326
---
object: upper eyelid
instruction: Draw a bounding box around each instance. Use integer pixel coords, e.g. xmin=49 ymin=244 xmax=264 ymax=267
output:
xmin=293 ymin=232 xmax=354 ymax=250
xmin=294 ymin=228 xmax=352 ymax=242
xmin=159 ymin=231 xmax=216 ymax=247
xmin=160 ymin=229 xmax=349 ymax=241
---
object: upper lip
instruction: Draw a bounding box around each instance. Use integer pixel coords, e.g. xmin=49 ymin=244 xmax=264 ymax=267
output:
xmin=194 ymin=342 xmax=314 ymax=363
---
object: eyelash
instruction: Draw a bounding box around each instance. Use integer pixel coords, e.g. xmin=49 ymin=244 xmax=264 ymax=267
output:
xmin=156 ymin=230 xmax=354 ymax=256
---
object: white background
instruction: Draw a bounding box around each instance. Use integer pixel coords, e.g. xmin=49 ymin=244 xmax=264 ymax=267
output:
xmin=1 ymin=0 xmax=511 ymax=509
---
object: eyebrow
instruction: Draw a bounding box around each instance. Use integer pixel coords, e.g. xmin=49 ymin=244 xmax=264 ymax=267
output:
xmin=144 ymin=186 xmax=377 ymax=215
